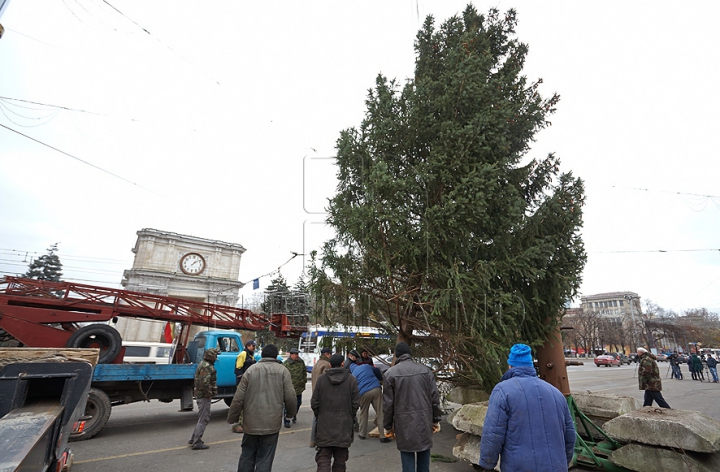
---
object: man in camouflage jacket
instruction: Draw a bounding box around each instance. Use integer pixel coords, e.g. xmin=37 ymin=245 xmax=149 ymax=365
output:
xmin=283 ymin=347 xmax=306 ymax=427
xmin=637 ymin=347 xmax=670 ymax=408
xmin=189 ymin=348 xmax=218 ymax=449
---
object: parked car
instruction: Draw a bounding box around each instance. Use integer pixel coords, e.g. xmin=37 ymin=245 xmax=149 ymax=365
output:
xmin=122 ymin=342 xmax=173 ymax=364
xmin=656 ymin=354 xmax=668 ymax=362
xmin=594 ymin=354 xmax=621 ymax=367
xmin=606 ymin=352 xmax=631 ymax=365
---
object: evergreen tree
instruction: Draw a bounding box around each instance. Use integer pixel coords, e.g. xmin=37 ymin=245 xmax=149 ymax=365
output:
xmin=310 ymin=6 xmax=585 ymax=391
xmin=260 ymin=274 xmax=290 ymax=315
xmin=25 ymin=243 xmax=63 ymax=281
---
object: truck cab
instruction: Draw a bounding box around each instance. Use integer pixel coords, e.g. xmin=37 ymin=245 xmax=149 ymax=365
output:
xmin=189 ymin=330 xmax=243 ymax=394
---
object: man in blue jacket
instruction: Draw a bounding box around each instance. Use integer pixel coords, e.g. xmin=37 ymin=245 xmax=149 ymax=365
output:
xmin=349 ymin=361 xmax=390 ymax=443
xmin=477 ymin=344 xmax=575 ymax=472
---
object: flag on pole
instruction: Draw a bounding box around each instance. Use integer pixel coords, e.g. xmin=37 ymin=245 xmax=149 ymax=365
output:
xmin=163 ymin=322 xmax=173 ymax=343
xmin=253 ymin=278 xmax=259 ymax=290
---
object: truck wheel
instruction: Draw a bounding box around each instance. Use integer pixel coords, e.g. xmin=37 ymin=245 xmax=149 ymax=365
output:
xmin=66 ymin=324 xmax=122 ymax=364
xmin=224 ymin=397 xmax=233 ymax=407
xmin=70 ymin=388 xmax=111 ymax=441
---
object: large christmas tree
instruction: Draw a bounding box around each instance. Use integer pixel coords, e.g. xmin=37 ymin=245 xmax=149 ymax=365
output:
xmin=311 ymin=6 xmax=586 ymax=391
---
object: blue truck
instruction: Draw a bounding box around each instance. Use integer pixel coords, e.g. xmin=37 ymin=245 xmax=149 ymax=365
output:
xmin=0 ymin=277 xmax=308 ymax=441
xmin=82 ymin=330 xmax=245 ymax=440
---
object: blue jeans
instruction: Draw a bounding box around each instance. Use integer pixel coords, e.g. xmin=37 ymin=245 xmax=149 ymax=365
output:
xmin=400 ymin=450 xmax=430 ymax=472
xmin=710 ymin=367 xmax=718 ymax=382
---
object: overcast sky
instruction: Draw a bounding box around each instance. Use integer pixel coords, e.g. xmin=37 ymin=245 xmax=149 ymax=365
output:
xmin=1 ymin=1 xmax=718 ymax=314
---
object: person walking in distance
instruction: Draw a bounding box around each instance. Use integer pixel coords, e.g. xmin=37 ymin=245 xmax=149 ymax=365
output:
xmin=691 ymin=353 xmax=705 ymax=381
xmin=349 ymin=360 xmax=391 ymax=443
xmin=669 ymin=352 xmax=682 ymax=380
xmin=232 ymin=339 xmax=257 ymax=433
xmin=311 ymin=354 xmax=360 ymax=472
xmin=227 ymin=344 xmax=297 ymax=472
xmin=637 ymin=347 xmax=671 ymax=408
xmin=309 ymin=347 xmax=333 ymax=447
xmin=476 ymin=344 xmax=575 ymax=472
xmin=383 ymin=342 xmax=442 ymax=472
xmin=283 ymin=347 xmax=307 ymax=427
xmin=189 ymin=348 xmax=218 ymax=450
xmin=707 ymin=354 xmax=719 ymax=383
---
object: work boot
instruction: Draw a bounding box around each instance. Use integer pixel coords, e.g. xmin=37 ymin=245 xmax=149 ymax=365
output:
xmin=380 ymin=437 xmax=391 ymax=443
xmin=284 ymin=419 xmax=291 ymax=428
xmin=191 ymin=442 xmax=209 ymax=450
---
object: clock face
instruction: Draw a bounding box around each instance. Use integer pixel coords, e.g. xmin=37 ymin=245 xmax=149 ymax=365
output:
xmin=180 ymin=253 xmax=206 ymax=275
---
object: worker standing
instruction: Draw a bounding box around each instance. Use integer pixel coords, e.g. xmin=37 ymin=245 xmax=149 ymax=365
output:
xmin=227 ymin=344 xmax=297 ymax=472
xmin=637 ymin=347 xmax=671 ymax=408
xmin=476 ymin=343 xmax=575 ymax=471
xmin=383 ymin=342 xmax=442 ymax=472
xmin=232 ymin=340 xmax=257 ymax=433
xmin=283 ymin=348 xmax=307 ymax=427
xmin=189 ymin=348 xmax=218 ymax=450
xmin=311 ymin=354 xmax=360 ymax=472
xmin=310 ymin=347 xmax=333 ymax=446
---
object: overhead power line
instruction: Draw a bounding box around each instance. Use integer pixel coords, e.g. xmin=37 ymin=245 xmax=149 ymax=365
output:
xmin=100 ymin=0 xmax=220 ymax=85
xmin=0 ymin=123 xmax=161 ymax=195
xmin=0 ymin=95 xmax=110 ymax=116
xmin=611 ymin=185 xmax=720 ymax=200
xmin=590 ymin=248 xmax=720 ymax=254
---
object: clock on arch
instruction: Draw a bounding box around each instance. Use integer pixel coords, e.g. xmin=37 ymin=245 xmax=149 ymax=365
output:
xmin=180 ymin=252 xmax=206 ymax=275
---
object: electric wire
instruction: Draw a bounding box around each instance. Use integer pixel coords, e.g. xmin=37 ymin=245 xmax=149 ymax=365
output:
xmin=590 ymin=248 xmax=720 ymax=254
xmin=0 ymin=96 xmax=110 ymax=117
xmin=0 ymin=102 xmax=60 ymax=128
xmin=99 ymin=0 xmax=220 ymax=85
xmin=0 ymin=123 xmax=161 ymax=196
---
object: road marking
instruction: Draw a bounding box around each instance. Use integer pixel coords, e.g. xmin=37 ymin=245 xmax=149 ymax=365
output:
xmin=73 ymin=427 xmax=312 ymax=464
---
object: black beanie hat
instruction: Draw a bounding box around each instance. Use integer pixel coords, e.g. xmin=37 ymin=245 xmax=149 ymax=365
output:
xmin=262 ymin=344 xmax=279 ymax=359
xmin=395 ymin=342 xmax=411 ymax=357
xmin=329 ymin=354 xmax=344 ymax=367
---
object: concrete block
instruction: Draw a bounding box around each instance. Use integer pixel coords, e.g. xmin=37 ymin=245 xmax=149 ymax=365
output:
xmin=604 ymin=407 xmax=720 ymax=453
xmin=453 ymin=432 xmax=480 ymax=464
xmin=610 ymin=443 xmax=720 ymax=472
xmin=571 ymin=391 xmax=640 ymax=420
xmin=451 ymin=402 xmax=488 ymax=436
xmin=445 ymin=386 xmax=490 ymax=405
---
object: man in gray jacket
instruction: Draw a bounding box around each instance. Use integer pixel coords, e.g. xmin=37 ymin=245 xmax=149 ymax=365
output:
xmin=227 ymin=344 xmax=297 ymax=472
xmin=383 ymin=342 xmax=442 ymax=472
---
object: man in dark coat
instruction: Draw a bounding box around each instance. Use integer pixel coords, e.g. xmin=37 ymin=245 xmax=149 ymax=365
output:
xmin=310 ymin=347 xmax=333 ymax=446
xmin=637 ymin=347 xmax=670 ymax=408
xmin=189 ymin=348 xmax=218 ymax=450
xmin=383 ymin=342 xmax=442 ymax=472
xmin=477 ymin=344 xmax=575 ymax=472
xmin=311 ymin=354 xmax=360 ymax=472
xmin=691 ymin=353 xmax=705 ymax=381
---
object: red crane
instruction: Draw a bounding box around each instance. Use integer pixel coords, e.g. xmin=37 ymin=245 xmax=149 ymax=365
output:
xmin=0 ymin=276 xmax=307 ymax=363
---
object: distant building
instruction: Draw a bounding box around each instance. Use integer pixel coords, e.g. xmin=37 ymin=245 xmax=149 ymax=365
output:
xmin=580 ymin=292 xmax=642 ymax=319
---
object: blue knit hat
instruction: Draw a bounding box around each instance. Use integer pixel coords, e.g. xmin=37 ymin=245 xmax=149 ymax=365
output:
xmin=508 ymin=344 xmax=533 ymax=367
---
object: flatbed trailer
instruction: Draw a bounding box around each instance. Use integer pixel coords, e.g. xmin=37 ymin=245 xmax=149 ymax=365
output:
xmin=0 ymin=349 xmax=96 ymax=472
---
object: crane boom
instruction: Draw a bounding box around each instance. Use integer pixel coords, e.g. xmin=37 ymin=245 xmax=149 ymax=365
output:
xmin=0 ymin=277 xmax=307 ymax=358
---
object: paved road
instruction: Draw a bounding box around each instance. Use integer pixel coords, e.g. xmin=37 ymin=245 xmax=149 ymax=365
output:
xmin=68 ymin=362 xmax=720 ymax=471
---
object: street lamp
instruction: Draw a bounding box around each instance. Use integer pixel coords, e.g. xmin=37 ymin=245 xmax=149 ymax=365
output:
xmin=625 ymin=294 xmax=640 ymax=351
